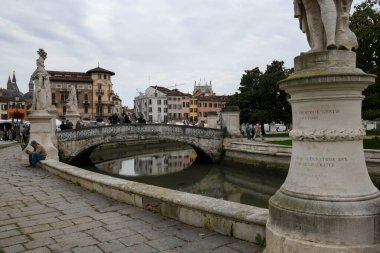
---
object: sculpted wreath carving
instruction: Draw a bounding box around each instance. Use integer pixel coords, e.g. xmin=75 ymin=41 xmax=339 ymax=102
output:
xmin=290 ymin=128 xmax=365 ymax=141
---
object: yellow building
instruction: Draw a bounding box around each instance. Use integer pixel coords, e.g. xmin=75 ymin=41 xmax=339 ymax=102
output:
xmin=189 ymin=96 xmax=198 ymax=123
xmin=48 ymin=66 xmax=116 ymax=122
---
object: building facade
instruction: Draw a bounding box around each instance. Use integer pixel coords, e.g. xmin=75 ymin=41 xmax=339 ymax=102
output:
xmin=134 ymin=86 xmax=168 ymax=123
xmin=134 ymin=81 xmax=229 ymax=125
xmin=48 ymin=66 xmax=119 ymax=122
xmin=0 ymin=72 xmax=28 ymax=122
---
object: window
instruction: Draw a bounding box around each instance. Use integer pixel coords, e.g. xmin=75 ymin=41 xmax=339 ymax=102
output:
xmin=164 ymin=108 xmax=167 ymax=113
xmin=186 ymin=102 xmax=189 ymax=107
xmin=98 ymin=74 xmax=101 ymax=79
xmin=84 ymin=94 xmax=88 ymax=102
xmin=52 ymin=93 xmax=56 ymax=103
xmin=168 ymin=105 xmax=172 ymax=109
xmin=149 ymin=115 xmax=153 ymax=122
xmin=61 ymin=93 xmax=68 ymax=103
xmin=149 ymin=99 xmax=152 ymax=105
xmin=157 ymin=100 xmax=161 ymax=105
xmin=183 ymin=102 xmax=185 ymax=107
xmin=98 ymin=84 xmax=102 ymax=90
xmin=158 ymin=107 xmax=161 ymax=113
xmin=198 ymin=103 xmax=202 ymax=107
xmin=203 ymin=103 xmax=207 ymax=107
xmin=63 ymin=106 xmax=66 ymax=115
xmin=214 ymin=103 xmax=217 ymax=108
xmin=209 ymin=103 xmax=212 ymax=108
xmin=190 ymin=108 xmax=193 ymax=113
xmin=164 ymin=100 xmax=167 ymax=105
xmin=104 ymin=74 xmax=106 ymax=79
xmin=149 ymin=107 xmax=152 ymax=112
xmin=84 ymin=105 xmax=88 ymax=113
xmin=98 ymin=95 xmax=102 ymax=102
xmin=204 ymin=112 xmax=207 ymax=117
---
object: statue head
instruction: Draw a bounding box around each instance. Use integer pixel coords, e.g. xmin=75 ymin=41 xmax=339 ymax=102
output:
xmin=37 ymin=48 xmax=47 ymax=60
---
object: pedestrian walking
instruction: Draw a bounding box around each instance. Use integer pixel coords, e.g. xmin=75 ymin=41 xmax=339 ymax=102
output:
xmin=253 ymin=122 xmax=264 ymax=140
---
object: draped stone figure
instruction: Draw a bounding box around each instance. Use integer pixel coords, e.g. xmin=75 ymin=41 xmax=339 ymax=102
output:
xmin=294 ymin=0 xmax=358 ymax=52
xmin=66 ymin=85 xmax=78 ymax=113
xmin=30 ymin=49 xmax=53 ymax=111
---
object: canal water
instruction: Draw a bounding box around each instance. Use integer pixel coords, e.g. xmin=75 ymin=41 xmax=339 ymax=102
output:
xmin=82 ymin=141 xmax=287 ymax=208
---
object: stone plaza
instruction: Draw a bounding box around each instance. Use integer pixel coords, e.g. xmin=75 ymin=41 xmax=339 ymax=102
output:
xmin=0 ymin=143 xmax=261 ymax=253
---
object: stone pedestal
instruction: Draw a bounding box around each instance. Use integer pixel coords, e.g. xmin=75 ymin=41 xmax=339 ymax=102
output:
xmin=266 ymin=51 xmax=380 ymax=252
xmin=22 ymin=110 xmax=59 ymax=165
xmin=220 ymin=106 xmax=240 ymax=137
xmin=207 ymin=112 xmax=220 ymax=129
xmin=65 ymin=112 xmax=80 ymax=129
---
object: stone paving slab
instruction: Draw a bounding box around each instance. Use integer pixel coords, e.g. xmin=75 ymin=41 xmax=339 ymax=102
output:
xmin=0 ymin=145 xmax=263 ymax=252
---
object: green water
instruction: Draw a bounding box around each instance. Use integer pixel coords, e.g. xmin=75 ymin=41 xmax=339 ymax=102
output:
xmin=83 ymin=142 xmax=286 ymax=208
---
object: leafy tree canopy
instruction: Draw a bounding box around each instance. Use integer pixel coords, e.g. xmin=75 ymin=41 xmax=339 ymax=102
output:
xmin=350 ymin=0 xmax=380 ymax=120
xmin=227 ymin=61 xmax=292 ymax=127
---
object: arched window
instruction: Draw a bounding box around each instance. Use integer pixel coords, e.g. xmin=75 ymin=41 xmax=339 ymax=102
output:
xmin=98 ymin=95 xmax=102 ymax=102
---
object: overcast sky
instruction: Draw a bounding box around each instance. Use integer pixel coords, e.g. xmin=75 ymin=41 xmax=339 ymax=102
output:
xmin=0 ymin=0 xmax=363 ymax=108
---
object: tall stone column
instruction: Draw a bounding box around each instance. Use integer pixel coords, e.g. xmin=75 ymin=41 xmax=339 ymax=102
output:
xmin=266 ymin=51 xmax=380 ymax=252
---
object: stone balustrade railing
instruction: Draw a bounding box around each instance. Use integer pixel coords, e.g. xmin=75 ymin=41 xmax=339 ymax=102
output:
xmin=57 ymin=124 xmax=223 ymax=142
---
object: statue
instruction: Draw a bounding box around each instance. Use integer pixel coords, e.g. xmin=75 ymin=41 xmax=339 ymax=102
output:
xmin=294 ymin=0 xmax=358 ymax=52
xmin=66 ymin=85 xmax=78 ymax=113
xmin=30 ymin=49 xmax=53 ymax=111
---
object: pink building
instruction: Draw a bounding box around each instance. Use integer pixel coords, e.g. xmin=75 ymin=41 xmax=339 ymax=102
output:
xmin=196 ymin=95 xmax=229 ymax=123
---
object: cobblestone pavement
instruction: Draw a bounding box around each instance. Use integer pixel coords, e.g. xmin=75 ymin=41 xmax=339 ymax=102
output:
xmin=0 ymin=144 xmax=262 ymax=253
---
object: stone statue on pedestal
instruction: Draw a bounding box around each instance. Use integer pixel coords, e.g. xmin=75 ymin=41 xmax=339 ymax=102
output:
xmin=30 ymin=48 xmax=53 ymax=112
xmin=66 ymin=85 xmax=78 ymax=113
xmin=294 ymin=0 xmax=358 ymax=52
xmin=22 ymin=49 xmax=59 ymax=166
xmin=266 ymin=2 xmax=380 ymax=252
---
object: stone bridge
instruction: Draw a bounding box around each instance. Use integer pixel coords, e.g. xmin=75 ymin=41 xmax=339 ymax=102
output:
xmin=56 ymin=124 xmax=224 ymax=164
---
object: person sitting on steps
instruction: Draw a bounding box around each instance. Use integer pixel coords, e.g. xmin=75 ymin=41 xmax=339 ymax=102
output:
xmin=25 ymin=140 xmax=47 ymax=167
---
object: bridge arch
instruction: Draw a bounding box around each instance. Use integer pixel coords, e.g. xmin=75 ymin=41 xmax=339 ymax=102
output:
xmin=56 ymin=124 xmax=224 ymax=164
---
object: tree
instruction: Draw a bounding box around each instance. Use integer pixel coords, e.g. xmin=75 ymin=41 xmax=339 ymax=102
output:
xmin=350 ymin=0 xmax=380 ymax=120
xmin=227 ymin=61 xmax=292 ymax=130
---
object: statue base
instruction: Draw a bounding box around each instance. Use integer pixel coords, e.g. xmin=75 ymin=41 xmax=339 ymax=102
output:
xmin=22 ymin=111 xmax=59 ymax=166
xmin=266 ymin=51 xmax=380 ymax=252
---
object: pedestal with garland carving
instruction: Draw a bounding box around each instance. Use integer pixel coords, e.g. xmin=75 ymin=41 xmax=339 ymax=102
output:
xmin=266 ymin=51 xmax=380 ymax=252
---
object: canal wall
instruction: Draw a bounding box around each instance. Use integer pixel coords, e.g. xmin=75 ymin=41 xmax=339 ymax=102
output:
xmin=39 ymin=159 xmax=268 ymax=243
xmin=224 ymin=141 xmax=380 ymax=178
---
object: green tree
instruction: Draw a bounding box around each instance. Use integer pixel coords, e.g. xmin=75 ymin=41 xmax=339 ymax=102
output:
xmin=350 ymin=0 xmax=380 ymax=119
xmin=227 ymin=61 xmax=292 ymax=130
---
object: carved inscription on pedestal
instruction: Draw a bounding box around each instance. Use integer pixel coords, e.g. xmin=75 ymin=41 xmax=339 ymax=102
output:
xmin=293 ymin=155 xmax=348 ymax=168
xmin=294 ymin=108 xmax=340 ymax=121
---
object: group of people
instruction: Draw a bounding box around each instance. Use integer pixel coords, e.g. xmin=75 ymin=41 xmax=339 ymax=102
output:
xmin=59 ymin=120 xmax=74 ymax=130
xmin=0 ymin=125 xmax=30 ymax=143
xmin=241 ymin=122 xmax=264 ymax=141
xmin=109 ymin=113 xmax=146 ymax=125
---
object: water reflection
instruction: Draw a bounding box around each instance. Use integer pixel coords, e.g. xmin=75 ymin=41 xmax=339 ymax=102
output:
xmin=96 ymin=149 xmax=197 ymax=176
xmin=86 ymin=147 xmax=286 ymax=208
